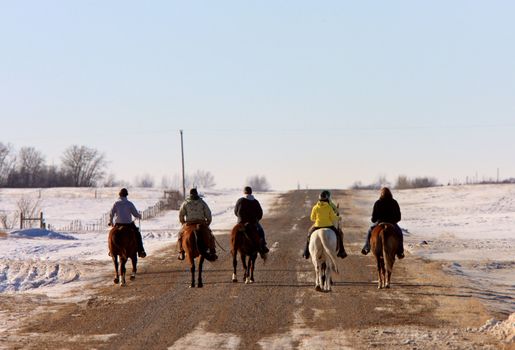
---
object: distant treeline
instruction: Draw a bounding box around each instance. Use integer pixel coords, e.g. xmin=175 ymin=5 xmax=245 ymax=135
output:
xmin=352 ymin=175 xmax=439 ymax=190
xmin=0 ymin=143 xmax=106 ymax=188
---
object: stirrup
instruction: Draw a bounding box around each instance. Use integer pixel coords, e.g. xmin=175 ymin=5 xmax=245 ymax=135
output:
xmin=177 ymin=251 xmax=185 ymax=260
xmin=397 ymin=252 xmax=405 ymax=259
xmin=361 ymin=247 xmax=369 ymax=255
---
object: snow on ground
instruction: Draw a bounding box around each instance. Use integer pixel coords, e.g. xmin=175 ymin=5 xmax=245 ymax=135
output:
xmin=0 ymin=188 xmax=279 ymax=301
xmin=1 ymin=185 xmax=514 ymax=343
xmin=393 ymin=184 xmax=515 ymax=341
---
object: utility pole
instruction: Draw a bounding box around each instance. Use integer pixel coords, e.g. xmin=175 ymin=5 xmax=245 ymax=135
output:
xmin=180 ymin=130 xmax=186 ymax=199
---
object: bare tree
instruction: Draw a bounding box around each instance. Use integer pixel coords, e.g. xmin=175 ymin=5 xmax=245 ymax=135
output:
xmin=0 ymin=142 xmax=16 ymax=186
xmin=0 ymin=211 xmax=16 ymax=229
xmin=192 ymin=170 xmax=216 ymax=189
xmin=16 ymin=196 xmax=42 ymax=228
xmin=247 ymin=175 xmax=270 ymax=192
xmin=61 ymin=145 xmax=106 ymax=187
xmin=135 ymin=174 xmax=155 ymax=188
xmin=7 ymin=146 xmax=46 ymax=187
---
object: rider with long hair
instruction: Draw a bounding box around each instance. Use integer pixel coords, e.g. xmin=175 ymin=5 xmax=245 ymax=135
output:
xmin=361 ymin=187 xmax=404 ymax=259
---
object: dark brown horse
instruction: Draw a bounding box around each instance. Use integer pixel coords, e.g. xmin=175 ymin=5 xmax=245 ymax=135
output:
xmin=108 ymin=225 xmax=138 ymax=286
xmin=180 ymin=223 xmax=217 ymax=288
xmin=230 ymin=223 xmax=264 ymax=284
xmin=370 ymin=223 xmax=400 ymax=289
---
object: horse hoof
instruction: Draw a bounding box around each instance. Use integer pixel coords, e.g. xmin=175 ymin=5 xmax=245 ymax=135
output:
xmin=130 ymin=275 xmax=136 ymax=281
xmin=232 ymin=278 xmax=238 ymax=283
xmin=113 ymin=278 xmax=119 ymax=284
xmin=120 ymin=282 xmax=126 ymax=287
xmin=315 ymin=285 xmax=322 ymax=292
xmin=385 ymin=284 xmax=390 ymax=289
xmin=198 ymin=283 xmax=203 ymax=288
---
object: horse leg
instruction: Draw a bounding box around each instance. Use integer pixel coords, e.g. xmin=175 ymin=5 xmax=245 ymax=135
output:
xmin=112 ymin=256 xmax=120 ymax=284
xmin=197 ymin=256 xmax=205 ymax=288
xmin=130 ymin=255 xmax=137 ymax=280
xmin=241 ymin=254 xmax=249 ymax=283
xmin=314 ymin=260 xmax=323 ymax=292
xmin=385 ymin=255 xmax=395 ymax=289
xmin=232 ymin=253 xmax=238 ymax=282
xmin=380 ymin=257 xmax=387 ymax=289
xmin=248 ymin=254 xmax=256 ymax=283
xmin=376 ymin=256 xmax=383 ymax=289
xmin=120 ymin=257 xmax=127 ymax=287
xmin=189 ymin=260 xmax=196 ymax=288
xmin=324 ymin=262 xmax=331 ymax=292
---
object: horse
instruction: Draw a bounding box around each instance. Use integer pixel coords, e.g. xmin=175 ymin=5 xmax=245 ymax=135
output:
xmin=230 ymin=223 xmax=264 ymax=284
xmin=108 ymin=225 xmax=138 ymax=286
xmin=370 ymin=223 xmax=400 ymax=289
xmin=308 ymin=228 xmax=339 ymax=292
xmin=180 ymin=223 xmax=217 ymax=288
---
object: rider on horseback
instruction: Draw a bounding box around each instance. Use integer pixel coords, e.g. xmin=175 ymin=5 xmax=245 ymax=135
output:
xmin=108 ymin=188 xmax=146 ymax=258
xmin=303 ymin=190 xmax=347 ymax=259
xmin=234 ymin=186 xmax=269 ymax=258
xmin=361 ymin=187 xmax=404 ymax=259
xmin=177 ymin=188 xmax=217 ymax=261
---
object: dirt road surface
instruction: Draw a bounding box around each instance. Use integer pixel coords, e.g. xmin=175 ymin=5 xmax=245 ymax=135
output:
xmin=2 ymin=190 xmax=510 ymax=349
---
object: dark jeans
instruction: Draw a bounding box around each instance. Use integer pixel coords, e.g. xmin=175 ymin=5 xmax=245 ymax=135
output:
xmin=256 ymin=222 xmax=267 ymax=245
xmin=364 ymin=223 xmax=403 ymax=252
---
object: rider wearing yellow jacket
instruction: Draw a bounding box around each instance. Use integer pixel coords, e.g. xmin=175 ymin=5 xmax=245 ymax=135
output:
xmin=303 ymin=190 xmax=347 ymax=259
xmin=310 ymin=201 xmax=338 ymax=227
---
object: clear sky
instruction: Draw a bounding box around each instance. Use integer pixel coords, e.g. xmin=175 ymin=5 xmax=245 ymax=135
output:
xmin=1 ymin=1 xmax=514 ymax=190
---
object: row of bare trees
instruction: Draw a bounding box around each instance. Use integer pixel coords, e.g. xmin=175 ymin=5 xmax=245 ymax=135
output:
xmin=351 ymin=175 xmax=438 ymax=190
xmin=1 ymin=142 xmax=272 ymax=190
xmin=0 ymin=143 xmax=106 ymax=188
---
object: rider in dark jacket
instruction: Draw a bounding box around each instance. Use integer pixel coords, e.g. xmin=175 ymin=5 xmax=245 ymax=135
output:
xmin=361 ymin=187 xmax=404 ymax=258
xmin=234 ymin=186 xmax=269 ymax=257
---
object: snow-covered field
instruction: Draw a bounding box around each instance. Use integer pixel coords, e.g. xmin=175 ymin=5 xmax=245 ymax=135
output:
xmin=1 ymin=185 xmax=514 ymax=343
xmin=393 ymin=184 xmax=515 ymax=317
xmin=0 ymin=187 xmax=279 ymax=300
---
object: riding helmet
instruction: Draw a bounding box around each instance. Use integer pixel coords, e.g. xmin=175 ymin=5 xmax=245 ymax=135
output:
xmin=319 ymin=190 xmax=330 ymax=200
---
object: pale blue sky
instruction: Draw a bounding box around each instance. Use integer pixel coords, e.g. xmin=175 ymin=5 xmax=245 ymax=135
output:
xmin=1 ymin=1 xmax=514 ymax=190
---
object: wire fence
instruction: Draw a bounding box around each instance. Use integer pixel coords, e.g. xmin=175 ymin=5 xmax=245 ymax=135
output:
xmin=48 ymin=194 xmax=177 ymax=233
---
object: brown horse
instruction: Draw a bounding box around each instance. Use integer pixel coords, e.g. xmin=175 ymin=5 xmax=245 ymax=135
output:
xmin=230 ymin=223 xmax=264 ymax=284
xmin=370 ymin=223 xmax=400 ymax=289
xmin=180 ymin=223 xmax=217 ymax=288
xmin=108 ymin=225 xmax=138 ymax=286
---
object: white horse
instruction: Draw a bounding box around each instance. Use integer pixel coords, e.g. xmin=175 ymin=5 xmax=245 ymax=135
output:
xmin=308 ymin=228 xmax=339 ymax=292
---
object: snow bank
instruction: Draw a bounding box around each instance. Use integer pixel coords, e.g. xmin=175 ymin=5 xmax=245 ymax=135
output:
xmin=10 ymin=228 xmax=77 ymax=240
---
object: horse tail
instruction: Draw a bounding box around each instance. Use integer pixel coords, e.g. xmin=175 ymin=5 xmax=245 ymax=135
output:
xmin=321 ymin=230 xmax=339 ymax=275
xmin=381 ymin=224 xmax=395 ymax=273
xmin=109 ymin=227 xmax=126 ymax=258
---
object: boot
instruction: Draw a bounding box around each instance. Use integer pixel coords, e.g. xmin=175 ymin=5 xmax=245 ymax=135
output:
xmin=177 ymin=240 xmax=185 ymax=260
xmin=208 ymin=248 xmax=218 ymax=261
xmin=135 ymin=228 xmax=146 ymax=258
xmin=336 ymin=229 xmax=347 ymax=259
xmin=361 ymin=241 xmax=370 ymax=255
xmin=397 ymin=244 xmax=405 ymax=259
xmin=260 ymin=239 xmax=270 ymax=254
xmin=302 ymin=241 xmax=310 ymax=259
xmin=338 ymin=246 xmax=347 ymax=259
